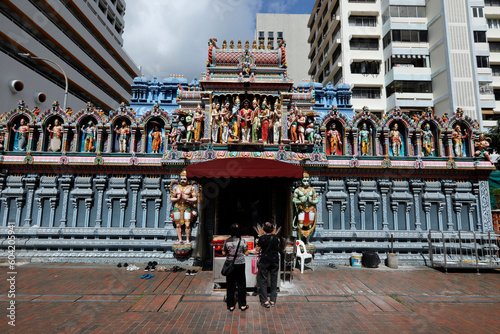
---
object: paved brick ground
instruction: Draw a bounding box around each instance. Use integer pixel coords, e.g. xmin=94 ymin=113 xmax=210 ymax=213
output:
xmin=0 ymin=263 xmax=499 ymax=333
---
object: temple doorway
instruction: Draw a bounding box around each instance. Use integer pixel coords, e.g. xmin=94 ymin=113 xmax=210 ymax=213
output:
xmin=213 ymin=178 xmax=291 ymax=238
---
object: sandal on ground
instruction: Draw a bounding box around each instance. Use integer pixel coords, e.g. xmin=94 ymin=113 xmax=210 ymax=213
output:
xmin=261 ymin=302 xmax=270 ymax=308
xmin=240 ymin=305 xmax=249 ymax=311
xmin=269 ymin=301 xmax=276 ymax=307
xmin=228 ymin=306 xmax=235 ymax=312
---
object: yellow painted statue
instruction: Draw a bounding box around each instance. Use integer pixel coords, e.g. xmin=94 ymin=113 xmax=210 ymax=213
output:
xmin=170 ymin=170 xmax=198 ymax=244
xmin=293 ymin=172 xmax=319 ymax=244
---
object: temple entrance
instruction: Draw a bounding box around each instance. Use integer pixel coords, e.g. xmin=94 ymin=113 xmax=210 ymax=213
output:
xmin=214 ymin=178 xmax=291 ymax=238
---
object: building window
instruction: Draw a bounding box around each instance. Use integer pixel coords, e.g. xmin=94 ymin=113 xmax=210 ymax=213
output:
xmin=384 ymin=30 xmax=428 ymax=48
xmin=348 ymin=16 xmax=377 ymax=27
xmin=485 ymin=0 xmax=500 ymax=6
xmin=386 ymin=81 xmax=432 ymax=96
xmin=268 ymin=31 xmax=274 ymax=38
xmin=333 ymin=69 xmax=342 ymax=86
xmin=384 ymin=6 xmax=426 ymax=23
xmin=490 ymin=42 xmax=500 ymax=52
xmin=488 ymin=18 xmax=500 ymax=29
xmin=350 ymin=38 xmax=379 ymax=50
xmin=492 ymin=65 xmax=500 ymax=76
xmin=259 ymin=31 xmax=264 ymax=38
xmin=351 ymin=61 xmax=380 ymax=74
xmin=472 ymin=7 xmax=484 ymax=17
xmin=474 ymin=31 xmax=487 ymax=43
xmin=332 ymin=45 xmax=342 ymax=64
xmin=352 ymin=87 xmax=381 ymax=99
xmin=477 ymin=56 xmax=489 ymax=67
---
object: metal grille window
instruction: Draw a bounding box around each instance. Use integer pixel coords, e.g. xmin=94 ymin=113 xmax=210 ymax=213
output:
xmin=388 ymin=6 xmax=426 ymax=18
xmin=352 ymin=87 xmax=381 ymax=99
xmin=488 ymin=19 xmax=500 ymax=29
xmin=350 ymin=38 xmax=379 ymax=50
xmin=474 ymin=31 xmax=487 ymax=43
xmin=386 ymin=81 xmax=432 ymax=96
xmin=477 ymin=56 xmax=489 ymax=68
xmin=351 ymin=61 xmax=380 ymax=74
xmin=348 ymin=16 xmax=377 ymax=27
xmin=384 ymin=30 xmax=428 ymax=47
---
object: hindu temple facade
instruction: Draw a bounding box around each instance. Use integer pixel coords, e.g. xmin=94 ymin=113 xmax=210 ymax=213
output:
xmin=0 ymin=39 xmax=495 ymax=265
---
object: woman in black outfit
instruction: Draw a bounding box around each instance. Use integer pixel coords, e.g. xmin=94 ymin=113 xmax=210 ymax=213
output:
xmin=256 ymin=222 xmax=280 ymax=308
xmin=222 ymin=223 xmax=249 ymax=311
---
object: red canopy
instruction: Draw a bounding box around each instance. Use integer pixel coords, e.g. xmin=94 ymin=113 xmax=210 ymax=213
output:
xmin=186 ymin=158 xmax=303 ymax=179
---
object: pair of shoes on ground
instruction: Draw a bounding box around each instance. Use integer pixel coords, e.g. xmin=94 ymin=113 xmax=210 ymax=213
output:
xmin=140 ymin=274 xmax=154 ymax=279
xmin=157 ymin=266 xmax=166 ymax=272
xmin=145 ymin=261 xmax=158 ymax=272
xmin=126 ymin=265 xmax=139 ymax=271
xmin=261 ymin=301 xmax=275 ymax=308
xmin=185 ymin=270 xmax=198 ymax=276
xmin=228 ymin=305 xmax=249 ymax=312
xmin=117 ymin=262 xmax=128 ymax=268
xmin=171 ymin=265 xmax=184 ymax=273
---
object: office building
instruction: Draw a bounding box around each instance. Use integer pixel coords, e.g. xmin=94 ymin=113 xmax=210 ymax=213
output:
xmin=308 ymin=0 xmax=496 ymax=125
xmin=0 ymin=0 xmax=140 ymax=112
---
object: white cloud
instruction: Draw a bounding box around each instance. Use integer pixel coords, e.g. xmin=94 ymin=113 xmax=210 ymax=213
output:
xmin=123 ymin=0 xmax=263 ymax=82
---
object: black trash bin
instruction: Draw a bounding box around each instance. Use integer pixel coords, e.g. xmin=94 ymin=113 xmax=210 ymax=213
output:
xmin=362 ymin=251 xmax=380 ymax=268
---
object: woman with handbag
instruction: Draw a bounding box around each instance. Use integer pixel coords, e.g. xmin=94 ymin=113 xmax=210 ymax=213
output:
xmin=222 ymin=223 xmax=249 ymax=311
xmin=255 ymin=222 xmax=280 ymax=308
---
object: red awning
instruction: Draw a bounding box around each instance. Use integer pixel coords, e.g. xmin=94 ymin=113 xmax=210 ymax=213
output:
xmin=186 ymin=158 xmax=303 ymax=179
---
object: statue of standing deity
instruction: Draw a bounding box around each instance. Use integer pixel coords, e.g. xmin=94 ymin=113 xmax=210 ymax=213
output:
xmin=170 ymin=170 xmax=198 ymax=245
xmin=47 ymin=119 xmax=63 ymax=152
xmin=326 ymin=123 xmax=342 ymax=155
xmin=114 ymin=121 xmax=130 ymax=153
xmin=259 ymin=99 xmax=270 ymax=144
xmin=358 ymin=122 xmax=372 ymax=156
xmin=220 ymin=101 xmax=231 ymax=144
xmin=421 ymin=123 xmax=434 ymax=156
xmin=193 ymin=105 xmax=204 ymax=142
xmin=13 ymin=118 xmax=29 ymax=151
xmin=211 ymin=102 xmax=220 ymax=143
xmin=82 ymin=121 xmax=96 ymax=152
xmin=150 ymin=125 xmax=163 ymax=153
xmin=389 ymin=123 xmax=403 ymax=156
xmin=271 ymin=100 xmax=282 ymax=144
xmin=239 ymin=99 xmax=253 ymax=143
xmin=452 ymin=124 xmax=468 ymax=157
xmin=293 ymin=172 xmax=318 ymax=244
xmin=288 ymin=105 xmax=298 ymax=143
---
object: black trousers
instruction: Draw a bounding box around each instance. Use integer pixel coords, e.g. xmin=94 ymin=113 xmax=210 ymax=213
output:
xmin=226 ymin=263 xmax=246 ymax=308
xmin=258 ymin=261 xmax=279 ymax=304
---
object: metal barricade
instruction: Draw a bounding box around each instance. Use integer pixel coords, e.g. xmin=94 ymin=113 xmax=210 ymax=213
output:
xmin=428 ymin=230 xmax=500 ymax=273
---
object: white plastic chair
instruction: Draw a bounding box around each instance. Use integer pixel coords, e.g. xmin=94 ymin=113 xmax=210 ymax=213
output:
xmin=296 ymin=239 xmax=313 ymax=273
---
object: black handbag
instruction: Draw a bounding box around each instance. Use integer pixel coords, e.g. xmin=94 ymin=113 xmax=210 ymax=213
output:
xmin=221 ymin=238 xmax=241 ymax=276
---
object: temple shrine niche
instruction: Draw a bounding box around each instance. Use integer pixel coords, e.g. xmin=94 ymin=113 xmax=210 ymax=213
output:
xmin=0 ymin=39 xmax=495 ymax=266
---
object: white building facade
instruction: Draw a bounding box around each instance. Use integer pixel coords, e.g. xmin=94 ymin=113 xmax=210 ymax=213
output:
xmin=255 ymin=13 xmax=311 ymax=84
xmin=0 ymin=0 xmax=140 ymax=112
xmin=308 ymin=0 xmax=497 ymax=126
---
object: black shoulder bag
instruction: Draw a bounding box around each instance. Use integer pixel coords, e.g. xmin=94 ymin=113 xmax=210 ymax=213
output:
xmin=221 ymin=238 xmax=241 ymax=276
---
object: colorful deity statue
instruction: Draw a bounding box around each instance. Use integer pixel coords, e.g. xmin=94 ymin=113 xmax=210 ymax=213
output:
xmin=452 ymin=124 xmax=468 ymax=157
xmin=326 ymin=123 xmax=342 ymax=155
xmin=47 ymin=119 xmax=63 ymax=152
xmin=271 ymin=100 xmax=282 ymax=144
xmin=297 ymin=111 xmax=306 ymax=144
xmin=186 ymin=112 xmax=194 ymax=143
xmin=150 ymin=124 xmax=163 ymax=153
xmin=293 ymin=172 xmax=318 ymax=244
xmin=358 ymin=122 xmax=372 ymax=156
xmin=259 ymin=98 xmax=270 ymax=144
xmin=389 ymin=123 xmax=403 ymax=156
xmin=114 ymin=121 xmax=130 ymax=153
xmin=12 ymin=118 xmax=29 ymax=151
xmin=239 ymin=99 xmax=253 ymax=143
xmin=82 ymin=121 xmax=96 ymax=152
xmin=220 ymin=101 xmax=231 ymax=144
xmin=421 ymin=123 xmax=434 ymax=157
xmin=288 ymin=104 xmax=298 ymax=143
xmin=231 ymin=96 xmax=240 ymax=141
xmin=170 ymin=170 xmax=198 ymax=245
xmin=193 ymin=104 xmax=204 ymax=142
xmin=211 ymin=102 xmax=220 ymax=143
xmin=474 ymin=132 xmax=494 ymax=164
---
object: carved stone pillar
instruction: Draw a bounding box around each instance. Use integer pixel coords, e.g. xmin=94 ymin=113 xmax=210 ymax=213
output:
xmin=129 ymin=176 xmax=142 ymax=228
xmin=311 ymin=179 xmax=327 ymax=230
xmin=62 ymin=127 xmax=69 ymax=152
xmin=141 ymin=199 xmax=147 ymax=228
xmin=405 ymin=203 xmax=412 ymax=231
xmin=438 ymin=202 xmax=445 ymax=231
xmin=71 ymin=198 xmax=78 ymax=227
xmin=473 ymin=182 xmax=482 ymax=232
xmin=346 ymin=178 xmax=359 ymax=230
xmin=49 ymin=198 xmax=57 ymax=227
xmin=359 ymin=201 xmax=366 ymax=230
xmin=155 ymin=199 xmax=162 ymax=228
xmin=468 ymin=206 xmax=475 ymax=231
xmin=120 ymin=198 xmax=127 ymax=228
xmin=106 ymin=199 xmax=112 ymax=228
xmin=163 ymin=178 xmax=174 ymax=228
xmin=93 ymin=176 xmax=107 ymax=228
xmin=36 ymin=197 xmax=43 ymax=227
xmin=2 ymin=198 xmax=9 ymax=227
xmin=15 ymin=198 xmax=23 ymax=226
xmin=378 ymin=179 xmax=391 ymax=231
xmin=373 ymin=202 xmax=379 ymax=230
xmin=325 ymin=201 xmax=333 ymax=230
xmin=59 ymin=175 xmax=73 ymax=228
xmin=84 ymin=198 xmax=93 ymax=228
xmin=410 ymin=179 xmax=424 ymax=231
xmin=453 ymin=202 xmax=462 ymax=230
xmin=423 ymin=202 xmax=432 ymax=230
xmin=23 ymin=174 xmax=38 ymax=227
xmin=391 ymin=202 xmax=399 ymax=231
xmin=442 ymin=180 xmax=456 ymax=231
xmin=415 ymin=131 xmax=422 ymax=157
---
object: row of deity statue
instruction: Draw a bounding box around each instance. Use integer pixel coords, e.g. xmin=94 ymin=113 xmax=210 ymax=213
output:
xmin=209 ymin=97 xmax=283 ymax=145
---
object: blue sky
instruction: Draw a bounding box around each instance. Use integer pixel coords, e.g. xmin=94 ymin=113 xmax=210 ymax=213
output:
xmin=123 ymin=0 xmax=316 ymax=82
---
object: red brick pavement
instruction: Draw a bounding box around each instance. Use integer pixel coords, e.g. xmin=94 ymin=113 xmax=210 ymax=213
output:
xmin=0 ymin=263 xmax=499 ymax=333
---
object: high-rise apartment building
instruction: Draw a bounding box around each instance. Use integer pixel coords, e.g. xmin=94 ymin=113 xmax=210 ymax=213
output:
xmin=308 ymin=0 xmax=496 ymax=126
xmin=1 ymin=0 xmax=140 ymax=112
xmin=255 ymin=13 xmax=310 ymax=84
